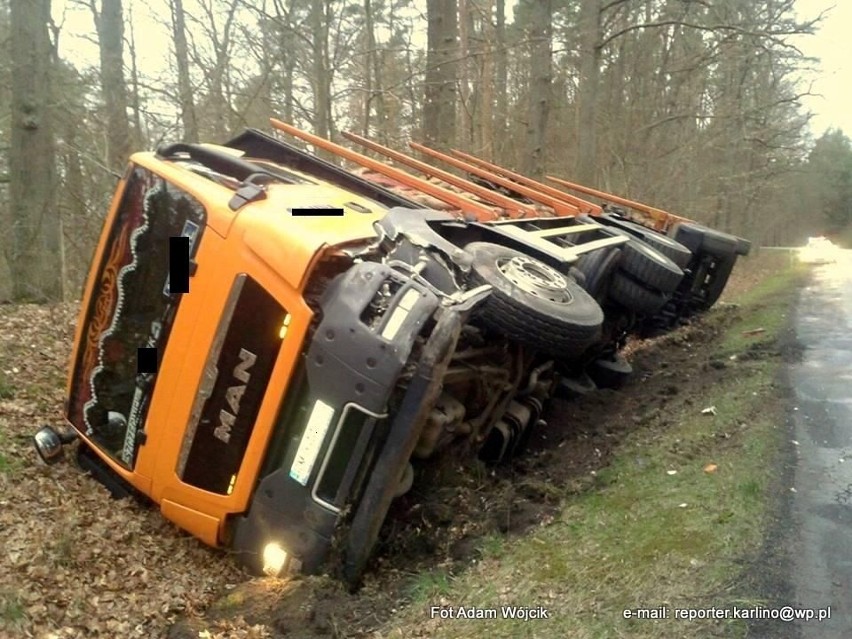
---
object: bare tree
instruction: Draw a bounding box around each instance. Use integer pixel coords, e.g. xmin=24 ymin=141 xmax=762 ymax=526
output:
xmin=522 ymin=0 xmax=552 ymax=178
xmin=8 ymin=0 xmax=61 ymax=301
xmin=90 ymin=0 xmax=131 ymax=170
xmin=126 ymin=4 xmax=144 ymax=147
xmin=310 ymin=0 xmax=332 ymax=140
xmin=493 ymin=0 xmax=507 ymax=158
xmin=457 ymin=0 xmax=472 ymax=149
xmin=574 ymin=0 xmax=601 ymax=183
xmin=423 ymin=0 xmax=458 ymax=148
xmin=170 ymin=0 xmax=198 ymax=142
xmin=271 ymin=0 xmax=298 ymax=124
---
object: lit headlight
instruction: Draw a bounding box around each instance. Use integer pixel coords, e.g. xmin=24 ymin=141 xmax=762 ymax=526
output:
xmin=262 ymin=542 xmax=289 ymax=577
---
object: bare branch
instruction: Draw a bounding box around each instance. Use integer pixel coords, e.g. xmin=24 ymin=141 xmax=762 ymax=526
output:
xmin=598 ymin=18 xmax=818 ymax=51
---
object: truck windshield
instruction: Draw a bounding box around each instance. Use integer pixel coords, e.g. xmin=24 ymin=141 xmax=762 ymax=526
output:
xmin=67 ymin=165 xmax=206 ymax=467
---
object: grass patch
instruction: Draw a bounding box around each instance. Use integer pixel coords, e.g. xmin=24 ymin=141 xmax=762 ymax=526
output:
xmin=383 ymin=261 xmax=801 ymax=638
xmin=0 ymin=371 xmax=13 ymax=400
xmin=0 ymin=433 xmax=12 ymax=475
xmin=718 ymin=262 xmax=807 ymax=356
xmin=407 ymin=569 xmax=455 ymax=602
xmin=0 ymin=591 xmax=26 ymax=631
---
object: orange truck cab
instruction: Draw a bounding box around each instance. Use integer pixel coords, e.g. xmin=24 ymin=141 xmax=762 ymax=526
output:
xmin=34 ymin=125 xmax=750 ymax=584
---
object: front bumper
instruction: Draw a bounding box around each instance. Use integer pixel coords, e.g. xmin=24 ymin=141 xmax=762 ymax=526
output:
xmin=230 ymin=261 xmax=447 ymax=575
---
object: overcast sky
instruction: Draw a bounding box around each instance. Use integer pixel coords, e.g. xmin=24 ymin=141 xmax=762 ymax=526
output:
xmin=52 ymin=0 xmax=852 ymax=141
xmin=793 ymin=0 xmax=852 ymax=138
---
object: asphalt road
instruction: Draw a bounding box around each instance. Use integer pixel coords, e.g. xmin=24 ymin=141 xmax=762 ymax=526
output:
xmin=791 ymin=250 xmax=852 ymax=638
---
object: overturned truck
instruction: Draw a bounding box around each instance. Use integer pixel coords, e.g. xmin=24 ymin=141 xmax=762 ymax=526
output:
xmin=34 ymin=120 xmax=751 ymax=585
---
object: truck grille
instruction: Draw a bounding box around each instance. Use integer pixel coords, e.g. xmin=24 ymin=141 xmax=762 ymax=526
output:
xmin=178 ymin=275 xmax=287 ymax=494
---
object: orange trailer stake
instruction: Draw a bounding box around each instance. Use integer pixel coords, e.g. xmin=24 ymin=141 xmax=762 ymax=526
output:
xmin=268 ymin=119 xmax=501 ymax=221
xmin=448 ymin=149 xmax=602 ymax=216
xmin=341 ymin=131 xmax=536 ymax=219
xmin=410 ymin=142 xmax=581 ymax=217
xmin=545 ymin=175 xmax=689 ymax=232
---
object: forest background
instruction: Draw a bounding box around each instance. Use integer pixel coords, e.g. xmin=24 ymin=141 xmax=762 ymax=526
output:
xmin=2 ymin=0 xmax=851 ymax=302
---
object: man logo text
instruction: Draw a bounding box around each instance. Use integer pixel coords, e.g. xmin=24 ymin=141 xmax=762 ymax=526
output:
xmin=214 ymin=348 xmax=257 ymax=443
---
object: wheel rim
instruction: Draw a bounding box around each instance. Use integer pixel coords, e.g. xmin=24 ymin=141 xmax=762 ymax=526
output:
xmin=497 ymin=256 xmax=573 ymax=304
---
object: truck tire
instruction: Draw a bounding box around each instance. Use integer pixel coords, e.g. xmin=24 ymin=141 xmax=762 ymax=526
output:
xmin=578 ymin=218 xmax=684 ymax=294
xmin=609 ymin=271 xmax=669 ymax=315
xmin=615 ymin=233 xmax=684 ymax=294
xmin=575 ymin=245 xmax=621 ymax=302
xmin=465 ymin=242 xmax=604 ymax=355
xmin=616 ymin=222 xmax=692 ymax=268
xmin=583 ymin=214 xmax=693 ymax=268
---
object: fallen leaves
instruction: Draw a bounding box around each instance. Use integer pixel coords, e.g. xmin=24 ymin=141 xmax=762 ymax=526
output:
xmin=0 ymin=303 xmax=250 ymax=638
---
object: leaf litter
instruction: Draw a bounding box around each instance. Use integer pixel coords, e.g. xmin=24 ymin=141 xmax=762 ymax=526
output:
xmin=0 ymin=304 xmax=252 ymax=638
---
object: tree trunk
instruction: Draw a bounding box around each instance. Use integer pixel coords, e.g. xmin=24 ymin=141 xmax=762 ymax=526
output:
xmin=362 ymin=0 xmax=386 ymax=140
xmin=8 ymin=0 xmax=61 ymax=301
xmin=171 ymin=0 xmax=198 ymax=142
xmin=126 ymin=6 xmax=143 ymax=147
xmin=208 ymin=0 xmax=239 ymax=138
xmin=457 ymin=0 xmax=472 ymax=150
xmin=423 ymin=0 xmax=458 ymax=148
xmin=362 ymin=0 xmax=373 ymax=137
xmin=575 ymin=0 xmax=600 ymax=183
xmin=311 ymin=0 xmax=331 ymax=140
xmin=522 ymin=0 xmax=552 ymax=178
xmin=308 ymin=0 xmax=334 ymax=161
xmin=494 ymin=0 xmax=507 ymax=159
xmin=93 ymin=0 xmax=131 ymax=171
xmin=479 ymin=0 xmax=494 ymax=159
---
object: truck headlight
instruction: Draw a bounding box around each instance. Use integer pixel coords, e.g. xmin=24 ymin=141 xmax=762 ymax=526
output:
xmin=262 ymin=542 xmax=289 ymax=577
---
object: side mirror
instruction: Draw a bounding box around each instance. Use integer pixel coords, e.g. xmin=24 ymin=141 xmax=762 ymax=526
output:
xmin=33 ymin=426 xmax=77 ymax=465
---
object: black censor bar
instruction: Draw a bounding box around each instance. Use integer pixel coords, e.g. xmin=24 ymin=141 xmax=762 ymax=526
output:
xmin=137 ymin=347 xmax=158 ymax=375
xmin=169 ymin=236 xmax=190 ymax=294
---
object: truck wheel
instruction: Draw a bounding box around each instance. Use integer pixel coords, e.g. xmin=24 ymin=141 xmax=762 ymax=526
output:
xmin=465 ymin=242 xmax=604 ymax=355
xmin=615 ymin=234 xmax=684 ymax=294
xmin=578 ymin=218 xmax=684 ymax=294
xmin=614 ymin=221 xmax=692 ymax=268
xmin=609 ymin=271 xmax=669 ymax=315
xmin=575 ymin=245 xmax=621 ymax=302
xmin=583 ymin=214 xmax=693 ymax=268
